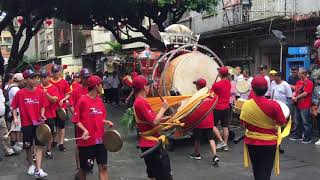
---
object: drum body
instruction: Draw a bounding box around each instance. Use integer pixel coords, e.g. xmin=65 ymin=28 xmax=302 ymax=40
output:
xmin=233 ymin=98 xmax=247 ymax=115
xmin=159 ymin=52 xmax=221 ymax=96
xmin=274 ymin=100 xmax=290 ymax=119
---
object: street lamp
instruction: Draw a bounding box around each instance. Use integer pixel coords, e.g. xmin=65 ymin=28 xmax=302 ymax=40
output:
xmin=272 ymin=30 xmax=286 ymax=72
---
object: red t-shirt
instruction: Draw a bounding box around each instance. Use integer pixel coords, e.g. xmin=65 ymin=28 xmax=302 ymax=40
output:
xmin=72 ymin=95 xmax=106 ymax=147
xmin=38 ymin=84 xmax=60 ymax=118
xmin=196 ymin=110 xmax=214 ymax=129
xmin=294 ymin=79 xmax=314 ymax=109
xmin=134 ymin=96 xmax=158 ymax=148
xmin=50 ymin=78 xmax=71 ymax=108
xmin=211 ymin=79 xmax=231 ymax=110
xmin=69 ymin=85 xmax=88 ymax=107
xmin=71 ymin=82 xmax=80 ymax=92
xmin=243 ymin=96 xmax=287 ymax=146
xmin=11 ymin=88 xmax=49 ymax=126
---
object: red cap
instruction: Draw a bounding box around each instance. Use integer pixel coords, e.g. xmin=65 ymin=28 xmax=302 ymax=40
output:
xmin=132 ymin=75 xmax=152 ymax=90
xmin=87 ymin=75 xmax=102 ymax=88
xmin=251 ymin=76 xmax=268 ymax=88
xmin=218 ymin=66 xmax=229 ymax=76
xmin=193 ymin=78 xmax=207 ymax=88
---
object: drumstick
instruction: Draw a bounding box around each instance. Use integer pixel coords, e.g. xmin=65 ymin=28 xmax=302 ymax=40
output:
xmin=160 ymin=122 xmax=185 ymax=127
xmin=154 ymin=87 xmax=176 ymax=113
xmin=64 ymin=137 xmax=90 ymax=142
xmin=3 ymin=127 xmax=15 ymax=139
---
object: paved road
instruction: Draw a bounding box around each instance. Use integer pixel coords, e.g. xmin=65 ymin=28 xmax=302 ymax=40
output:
xmin=1 ymin=104 xmax=320 ymax=180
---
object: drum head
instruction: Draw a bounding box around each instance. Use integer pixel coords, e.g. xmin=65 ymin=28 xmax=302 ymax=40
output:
xmin=236 ymin=80 xmax=250 ymax=94
xmin=36 ymin=124 xmax=51 ymax=144
xmin=57 ymin=108 xmax=67 ymax=121
xmin=103 ymin=130 xmax=123 ymax=152
xmin=274 ymin=100 xmax=290 ymax=119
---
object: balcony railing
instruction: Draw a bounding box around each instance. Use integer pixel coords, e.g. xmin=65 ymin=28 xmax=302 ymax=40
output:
xmin=223 ymin=0 xmax=296 ymax=27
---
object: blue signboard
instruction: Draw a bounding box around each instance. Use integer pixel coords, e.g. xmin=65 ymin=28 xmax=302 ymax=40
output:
xmin=288 ymin=46 xmax=309 ymax=55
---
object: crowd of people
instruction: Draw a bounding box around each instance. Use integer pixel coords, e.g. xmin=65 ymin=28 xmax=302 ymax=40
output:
xmin=0 ymin=62 xmax=319 ymax=180
xmin=0 ymin=65 xmax=113 ymax=179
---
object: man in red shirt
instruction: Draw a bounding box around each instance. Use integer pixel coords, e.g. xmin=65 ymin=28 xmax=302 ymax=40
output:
xmin=133 ymin=75 xmax=172 ymax=180
xmin=38 ymin=69 xmax=60 ymax=159
xmin=50 ymin=64 xmax=71 ymax=151
xmin=69 ymin=68 xmax=91 ymax=178
xmin=188 ymin=78 xmax=219 ymax=165
xmin=240 ymin=76 xmax=287 ymax=180
xmin=72 ymin=75 xmax=113 ymax=180
xmin=290 ymin=68 xmax=314 ymax=143
xmin=11 ymin=69 xmax=49 ymax=178
xmin=211 ymin=66 xmax=231 ymax=151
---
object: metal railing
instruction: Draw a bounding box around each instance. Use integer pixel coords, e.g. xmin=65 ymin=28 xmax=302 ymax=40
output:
xmin=223 ymin=0 xmax=296 ymax=26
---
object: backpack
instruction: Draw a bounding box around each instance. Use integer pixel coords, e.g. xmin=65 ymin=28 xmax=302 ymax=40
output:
xmin=4 ymin=85 xmax=18 ymax=122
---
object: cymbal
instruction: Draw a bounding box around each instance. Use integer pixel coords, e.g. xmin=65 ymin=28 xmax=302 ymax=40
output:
xmin=36 ymin=124 xmax=51 ymax=144
xmin=226 ymin=66 xmax=237 ymax=76
xmin=103 ymin=130 xmax=123 ymax=152
xmin=57 ymin=107 xmax=67 ymax=121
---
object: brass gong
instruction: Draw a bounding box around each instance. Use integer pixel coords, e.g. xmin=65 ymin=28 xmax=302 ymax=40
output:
xmin=103 ymin=130 xmax=123 ymax=152
xmin=36 ymin=124 xmax=51 ymax=144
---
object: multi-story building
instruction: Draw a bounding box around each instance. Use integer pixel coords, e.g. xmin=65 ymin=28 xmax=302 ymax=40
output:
xmin=37 ymin=19 xmax=85 ymax=73
xmin=0 ymin=30 xmax=13 ymax=63
xmin=180 ymin=0 xmax=320 ymax=76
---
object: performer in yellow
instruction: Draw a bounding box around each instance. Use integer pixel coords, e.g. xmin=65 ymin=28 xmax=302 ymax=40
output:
xmin=240 ymin=76 xmax=291 ymax=180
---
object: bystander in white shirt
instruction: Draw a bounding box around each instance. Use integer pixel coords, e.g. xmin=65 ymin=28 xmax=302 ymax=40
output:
xmin=270 ymin=80 xmax=292 ymax=103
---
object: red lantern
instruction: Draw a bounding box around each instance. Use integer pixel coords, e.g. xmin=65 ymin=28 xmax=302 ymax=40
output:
xmin=17 ymin=16 xmax=23 ymax=25
xmin=45 ymin=19 xmax=53 ymax=26
xmin=63 ymin=65 xmax=68 ymax=69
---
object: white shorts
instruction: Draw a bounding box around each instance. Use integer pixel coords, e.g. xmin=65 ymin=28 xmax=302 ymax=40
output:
xmin=10 ymin=115 xmax=21 ymax=132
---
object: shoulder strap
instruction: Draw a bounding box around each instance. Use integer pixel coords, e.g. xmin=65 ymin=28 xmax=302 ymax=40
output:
xmin=7 ymin=85 xmax=18 ymax=95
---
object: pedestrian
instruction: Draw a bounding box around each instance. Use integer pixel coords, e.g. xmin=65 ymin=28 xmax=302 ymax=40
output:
xmin=50 ymin=64 xmax=71 ymax=151
xmin=211 ymin=66 xmax=231 ymax=151
xmin=110 ymin=71 xmax=120 ymax=105
xmin=0 ymin=87 xmax=18 ymax=157
xmin=4 ymin=73 xmax=14 ymax=90
xmin=72 ymin=75 xmax=113 ymax=180
xmin=71 ymin=73 xmax=81 ymax=91
xmin=240 ymin=76 xmax=288 ymax=180
xmin=240 ymin=70 xmax=253 ymax=100
xmin=270 ymin=72 xmax=292 ymax=103
xmin=38 ymin=69 xmax=60 ymax=159
xmin=290 ymin=68 xmax=314 ymax=144
xmin=65 ymin=71 xmax=72 ymax=84
xmin=287 ymin=66 xmax=299 ymax=132
xmin=69 ymin=68 xmax=91 ymax=178
xmin=103 ymin=72 xmax=112 ymax=103
xmin=188 ymin=78 xmax=219 ymax=165
xmin=11 ymin=69 xmax=49 ymax=178
xmin=269 ymin=70 xmax=277 ymax=82
xmin=132 ymin=75 xmax=172 ymax=180
xmin=234 ymin=66 xmax=244 ymax=99
xmin=312 ymin=76 xmax=320 ymax=145
xmin=7 ymin=73 xmax=24 ymax=152
xmin=257 ymin=65 xmax=271 ymax=98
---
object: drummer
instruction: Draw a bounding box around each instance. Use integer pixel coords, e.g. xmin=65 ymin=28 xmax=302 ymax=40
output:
xmin=50 ymin=64 xmax=71 ymax=151
xmin=38 ymin=69 xmax=60 ymax=159
xmin=72 ymin=75 xmax=113 ymax=180
xmin=211 ymin=67 xmax=231 ymax=151
xmin=188 ymin=78 xmax=219 ymax=165
xmin=132 ymin=75 xmax=172 ymax=180
xmin=11 ymin=69 xmax=49 ymax=178
xmin=257 ymin=65 xmax=271 ymax=98
xmin=240 ymin=76 xmax=287 ymax=180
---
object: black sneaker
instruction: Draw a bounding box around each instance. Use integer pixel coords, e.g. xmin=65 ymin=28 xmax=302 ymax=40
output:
xmin=188 ymin=153 xmax=201 ymax=160
xmin=289 ymin=135 xmax=303 ymax=141
xmin=51 ymin=142 xmax=58 ymax=148
xmin=212 ymin=155 xmax=220 ymax=166
xmin=45 ymin=151 xmax=53 ymax=159
xmin=58 ymin=144 xmax=66 ymax=151
xmin=223 ymin=145 xmax=229 ymax=152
